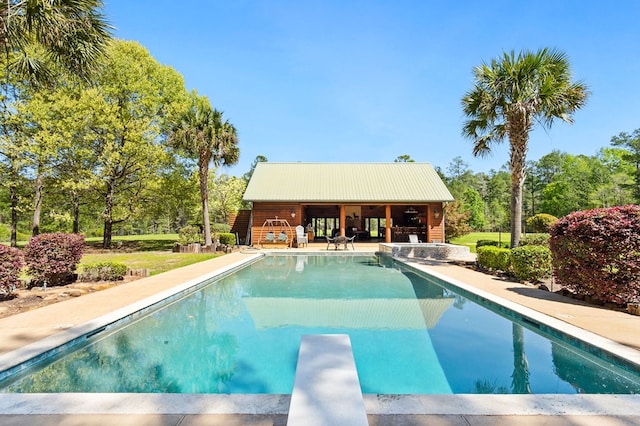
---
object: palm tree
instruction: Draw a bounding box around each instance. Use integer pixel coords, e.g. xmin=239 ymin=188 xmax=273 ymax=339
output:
xmin=1 ymin=0 xmax=111 ymax=83
xmin=462 ymin=48 xmax=588 ymax=247
xmin=170 ymin=91 xmax=239 ymax=246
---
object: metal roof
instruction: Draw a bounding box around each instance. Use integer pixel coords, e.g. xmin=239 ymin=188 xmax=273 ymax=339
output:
xmin=243 ymin=162 xmax=454 ymax=202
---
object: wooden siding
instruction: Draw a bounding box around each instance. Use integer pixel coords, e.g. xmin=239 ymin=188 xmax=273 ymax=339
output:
xmin=249 ymin=202 xmax=446 ymax=245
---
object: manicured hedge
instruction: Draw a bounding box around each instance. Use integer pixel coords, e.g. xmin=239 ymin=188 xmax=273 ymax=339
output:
xmin=79 ymin=262 xmax=128 ymax=282
xmin=23 ymin=233 xmax=84 ymax=286
xmin=477 ymin=245 xmax=511 ymax=272
xmin=550 ymin=205 xmax=640 ymax=305
xmin=0 ymin=245 xmax=24 ymax=296
xmin=518 ymin=234 xmax=550 ymax=247
xmin=511 ymin=245 xmax=552 ymax=283
xmin=217 ymin=233 xmax=236 ymax=246
xmin=526 ymin=213 xmax=558 ymax=233
xmin=476 ymin=239 xmax=510 ymax=249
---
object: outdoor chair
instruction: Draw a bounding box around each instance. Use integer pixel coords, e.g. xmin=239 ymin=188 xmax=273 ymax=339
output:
xmin=295 ymin=225 xmax=308 ymax=247
xmin=409 ymin=234 xmax=422 ymax=243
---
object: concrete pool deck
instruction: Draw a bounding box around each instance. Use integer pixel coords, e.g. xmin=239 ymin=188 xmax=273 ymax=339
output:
xmin=1 ymin=243 xmax=640 ymax=425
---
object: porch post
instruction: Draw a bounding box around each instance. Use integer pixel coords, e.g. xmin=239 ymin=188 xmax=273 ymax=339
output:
xmin=426 ymin=205 xmax=431 ymax=243
xmin=339 ymin=205 xmax=346 ymax=237
xmin=385 ymin=205 xmax=391 ymax=243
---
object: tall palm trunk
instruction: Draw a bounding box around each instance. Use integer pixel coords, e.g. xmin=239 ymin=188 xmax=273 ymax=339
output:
xmin=507 ymin=111 xmax=530 ymax=248
xmin=511 ymin=323 xmax=531 ymax=393
xmin=199 ymin=155 xmax=213 ymax=246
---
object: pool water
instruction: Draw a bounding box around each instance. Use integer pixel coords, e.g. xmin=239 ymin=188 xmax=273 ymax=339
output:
xmin=2 ymin=254 xmax=640 ymax=394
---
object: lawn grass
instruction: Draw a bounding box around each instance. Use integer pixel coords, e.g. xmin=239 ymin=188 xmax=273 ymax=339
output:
xmin=80 ymin=233 xmax=222 ymax=275
xmin=78 ymin=251 xmax=221 ymax=276
xmin=84 ymin=234 xmax=179 ymax=251
xmin=449 ymin=232 xmax=511 ymax=252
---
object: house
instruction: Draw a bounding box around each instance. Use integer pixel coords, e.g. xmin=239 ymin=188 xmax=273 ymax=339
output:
xmin=241 ymin=162 xmax=454 ymax=246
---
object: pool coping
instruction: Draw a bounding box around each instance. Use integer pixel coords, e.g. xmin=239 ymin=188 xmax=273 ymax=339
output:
xmin=1 ymin=250 xmax=640 ymax=417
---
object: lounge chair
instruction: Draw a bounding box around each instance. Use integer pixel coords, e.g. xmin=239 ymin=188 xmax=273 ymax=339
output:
xmin=409 ymin=234 xmax=422 ymax=243
xmin=295 ymin=225 xmax=308 ymax=248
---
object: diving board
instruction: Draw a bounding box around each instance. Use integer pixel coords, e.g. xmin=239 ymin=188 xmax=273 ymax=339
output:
xmin=287 ymin=334 xmax=368 ymax=426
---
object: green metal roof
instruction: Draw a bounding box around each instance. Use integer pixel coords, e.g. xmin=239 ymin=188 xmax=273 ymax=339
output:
xmin=243 ymin=162 xmax=454 ymax=202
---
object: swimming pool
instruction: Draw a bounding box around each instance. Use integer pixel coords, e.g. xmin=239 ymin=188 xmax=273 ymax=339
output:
xmin=1 ymin=253 xmax=640 ymax=394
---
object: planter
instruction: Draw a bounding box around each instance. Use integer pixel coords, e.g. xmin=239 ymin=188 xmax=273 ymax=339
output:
xmin=627 ymin=303 xmax=640 ymax=316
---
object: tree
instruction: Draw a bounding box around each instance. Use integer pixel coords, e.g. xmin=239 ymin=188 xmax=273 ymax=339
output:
xmin=611 ymin=129 xmax=640 ymax=203
xmin=0 ymin=0 xmax=111 ymax=83
xmin=170 ymin=91 xmax=239 ymax=246
xmin=394 ymin=155 xmax=414 ymax=162
xmin=462 ymin=48 xmax=589 ymax=247
xmin=209 ymin=173 xmax=246 ymax=224
xmin=92 ymin=40 xmax=188 ymax=248
xmin=0 ymin=0 xmax=110 ymax=246
xmin=243 ymin=155 xmax=268 ymax=182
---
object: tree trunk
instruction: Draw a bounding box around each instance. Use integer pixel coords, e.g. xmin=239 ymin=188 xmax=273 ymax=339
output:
xmin=508 ymin=114 xmax=529 ymax=248
xmin=72 ymin=193 xmax=80 ymax=234
xmin=511 ymin=323 xmax=531 ymax=394
xmin=32 ymin=171 xmax=44 ymax=236
xmin=102 ymin=180 xmax=115 ymax=249
xmin=10 ymin=183 xmax=18 ymax=247
xmin=199 ymin=156 xmax=212 ymax=246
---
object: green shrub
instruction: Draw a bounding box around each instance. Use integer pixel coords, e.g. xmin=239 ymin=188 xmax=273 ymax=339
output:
xmin=0 ymin=245 xmax=24 ymax=296
xmin=477 ymin=246 xmax=511 ymax=272
xmin=178 ymin=225 xmax=202 ymax=245
xmin=476 ymin=239 xmax=510 ymax=250
xmin=217 ymin=232 xmax=236 ymax=246
xmin=511 ymin=245 xmax=552 ymax=283
xmin=79 ymin=261 xmax=128 ymax=282
xmin=518 ymin=234 xmax=550 ymax=247
xmin=23 ymin=233 xmax=84 ymax=286
xmin=211 ymin=223 xmax=230 ymax=234
xmin=526 ymin=213 xmax=558 ymax=233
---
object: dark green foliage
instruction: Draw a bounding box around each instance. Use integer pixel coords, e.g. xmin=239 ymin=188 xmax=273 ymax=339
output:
xmin=526 ymin=214 xmax=558 ymax=233
xmin=178 ymin=226 xmax=202 ymax=245
xmin=477 ymin=246 xmax=511 ymax=272
xmin=511 ymin=246 xmax=552 ymax=282
xmin=0 ymin=245 xmax=24 ymax=296
xmin=23 ymin=233 xmax=84 ymax=286
xmin=550 ymin=205 xmax=640 ymax=304
xmin=217 ymin=233 xmax=236 ymax=246
xmin=476 ymin=239 xmax=510 ymax=249
xmin=79 ymin=262 xmax=128 ymax=282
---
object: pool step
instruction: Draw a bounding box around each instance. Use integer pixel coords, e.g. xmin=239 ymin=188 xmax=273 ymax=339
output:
xmin=287 ymin=334 xmax=368 ymax=426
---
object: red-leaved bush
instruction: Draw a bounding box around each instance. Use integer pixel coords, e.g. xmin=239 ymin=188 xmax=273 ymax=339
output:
xmin=0 ymin=245 xmax=24 ymax=297
xmin=550 ymin=205 xmax=640 ymax=305
xmin=23 ymin=233 xmax=85 ymax=286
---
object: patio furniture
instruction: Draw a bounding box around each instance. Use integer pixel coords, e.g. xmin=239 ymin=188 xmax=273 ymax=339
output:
xmin=326 ymin=235 xmax=356 ymax=250
xmin=409 ymin=234 xmax=422 ymax=243
xmin=295 ymin=225 xmax=308 ymax=247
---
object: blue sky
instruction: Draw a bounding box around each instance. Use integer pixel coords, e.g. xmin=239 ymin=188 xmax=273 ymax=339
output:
xmin=104 ymin=0 xmax=640 ymax=177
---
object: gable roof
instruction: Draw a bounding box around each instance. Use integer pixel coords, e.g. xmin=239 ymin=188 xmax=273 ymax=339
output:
xmin=243 ymin=162 xmax=454 ymax=203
